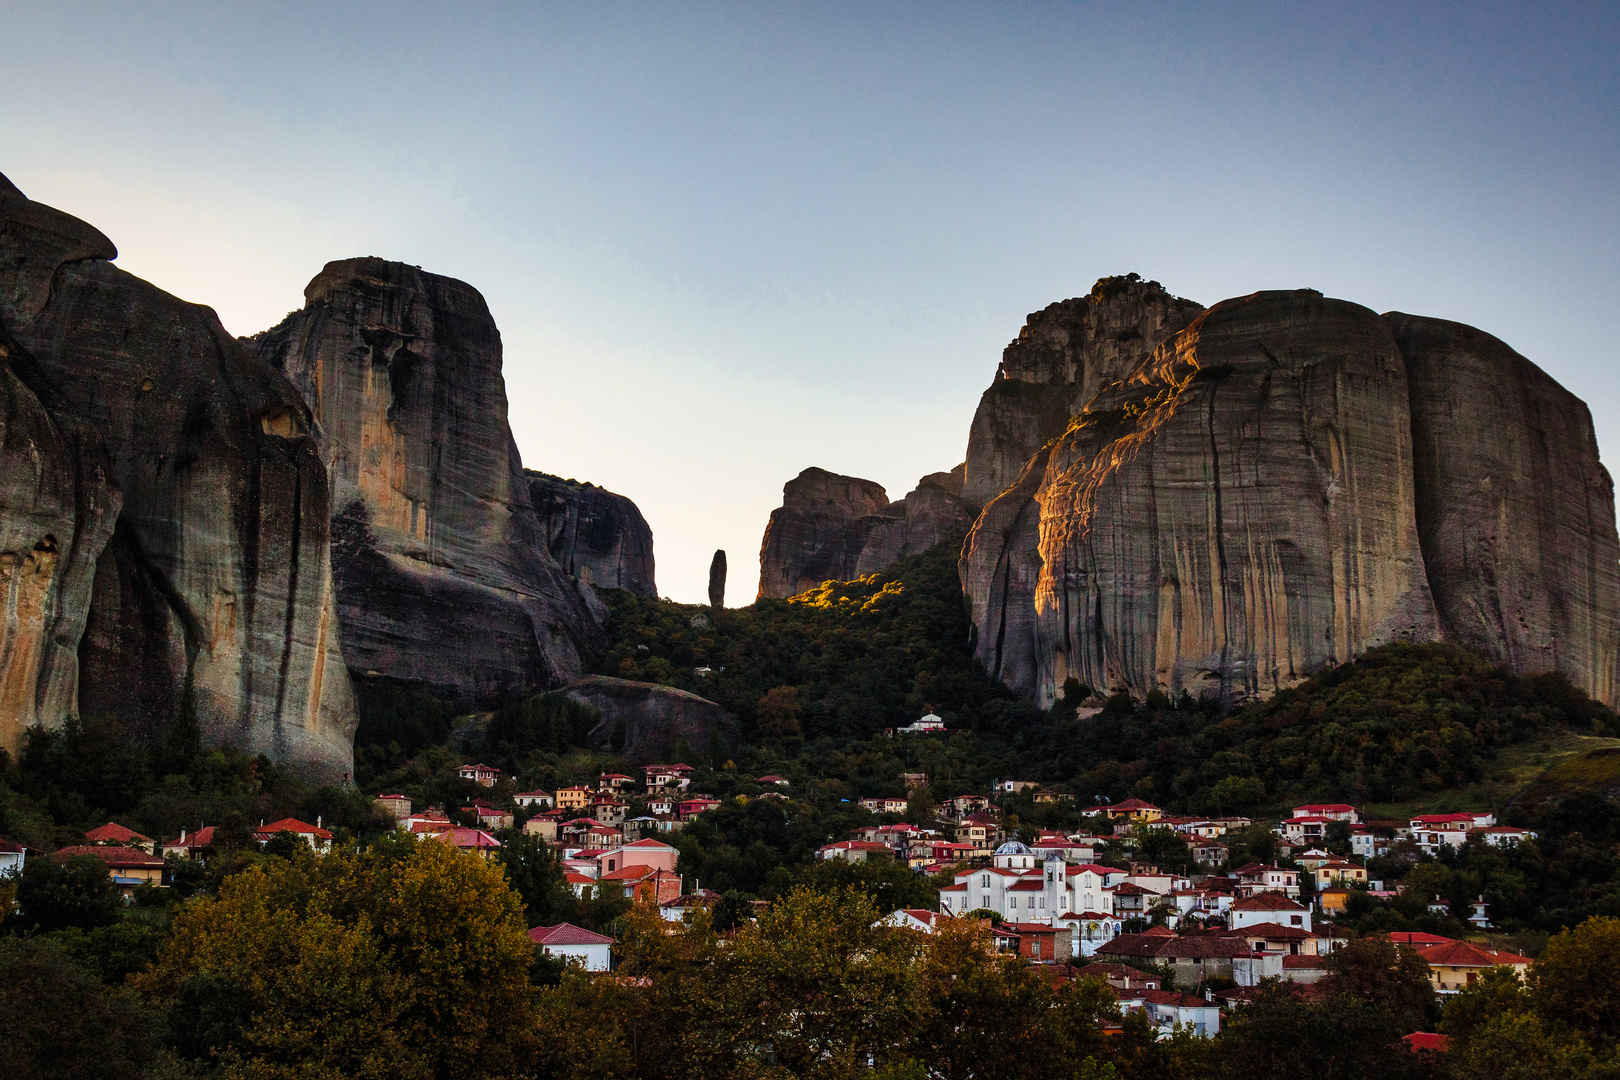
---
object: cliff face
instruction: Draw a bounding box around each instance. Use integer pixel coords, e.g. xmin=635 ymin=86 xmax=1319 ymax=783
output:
xmin=961 ymin=275 xmax=1204 ymax=508
xmin=525 ymin=470 xmax=656 ymax=597
xmin=561 ymin=674 xmax=736 ymax=760
xmin=254 ymin=259 xmax=605 ymax=707
xmin=960 ymin=283 xmax=1620 ymax=709
xmin=757 ymin=466 xmax=974 ymax=599
xmin=0 ymin=175 xmax=356 ymax=778
xmin=1391 ymin=313 xmax=1620 ymax=705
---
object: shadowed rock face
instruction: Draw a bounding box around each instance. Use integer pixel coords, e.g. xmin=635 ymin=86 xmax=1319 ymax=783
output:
xmin=961 ymin=275 xmax=1204 ymax=508
xmin=0 ymin=175 xmax=356 ymax=778
xmin=708 ymin=550 xmax=726 ymax=610
xmin=960 ymin=283 xmax=1620 ymax=709
xmin=525 ymin=471 xmax=656 ymax=597
xmin=559 ymin=674 xmax=735 ymax=760
xmin=757 ymin=466 xmax=974 ymax=599
xmin=964 ymin=291 xmax=1440 ymax=707
xmin=1390 ymin=313 xmax=1620 ymax=705
xmin=253 ymin=259 xmax=605 ymax=707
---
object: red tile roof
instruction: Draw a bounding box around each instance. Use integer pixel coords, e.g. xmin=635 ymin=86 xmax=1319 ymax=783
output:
xmin=55 ymin=845 xmax=164 ymax=869
xmin=1421 ymin=940 xmax=1532 ymax=968
xmin=83 ymin=822 xmax=152 ymax=844
xmin=530 ymin=922 xmax=615 ymax=946
xmin=1233 ymin=892 xmax=1306 ymax=911
xmin=1403 ymin=1033 xmax=1450 ymax=1052
xmin=254 ymin=818 xmax=333 ymax=840
xmin=1140 ymin=989 xmax=1215 ymax=1007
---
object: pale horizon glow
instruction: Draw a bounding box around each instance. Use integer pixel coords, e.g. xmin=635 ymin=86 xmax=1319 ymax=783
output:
xmin=2 ymin=3 xmax=1616 ymax=603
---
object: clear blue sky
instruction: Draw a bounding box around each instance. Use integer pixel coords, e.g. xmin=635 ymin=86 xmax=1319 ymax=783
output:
xmin=3 ymin=3 xmax=1616 ymax=603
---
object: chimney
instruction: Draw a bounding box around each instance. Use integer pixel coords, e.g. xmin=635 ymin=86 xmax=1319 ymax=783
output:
xmin=317 ymin=815 xmax=323 ymax=830
xmin=180 ymin=827 xmax=186 ymax=842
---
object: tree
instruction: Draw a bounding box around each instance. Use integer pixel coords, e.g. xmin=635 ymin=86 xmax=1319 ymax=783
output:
xmin=6 ymin=853 xmax=121 ymax=934
xmin=0 ymin=936 xmax=167 ymax=1080
xmin=756 ymin=685 xmax=802 ymax=737
xmin=1440 ymin=965 xmax=1531 ymax=1054
xmin=909 ymin=918 xmax=1057 ymax=1080
xmin=138 ymin=839 xmax=536 ymax=1079
xmin=1321 ymin=933 xmax=1440 ymax=1032
xmin=1529 ymin=915 xmax=1620 ymax=1051
xmin=1451 ymin=1011 xmax=1603 ymax=1080
xmin=1217 ymin=980 xmax=1437 ymax=1080
xmin=1210 ymin=775 xmax=1266 ymax=814
xmin=494 ymin=826 xmax=572 ymax=926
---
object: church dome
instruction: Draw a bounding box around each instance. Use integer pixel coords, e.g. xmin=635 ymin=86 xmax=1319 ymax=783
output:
xmin=994 ymin=840 xmax=1032 ymax=857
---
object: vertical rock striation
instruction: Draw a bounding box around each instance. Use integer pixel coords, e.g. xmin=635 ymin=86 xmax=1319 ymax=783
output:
xmin=253 ymin=259 xmax=605 ymax=707
xmin=1390 ymin=313 xmax=1620 ymax=706
xmin=0 ymin=175 xmax=357 ymax=777
xmin=961 ymin=275 xmax=1204 ymax=508
xmin=524 ymin=471 xmax=656 ymax=597
xmin=757 ymin=466 xmax=974 ymax=599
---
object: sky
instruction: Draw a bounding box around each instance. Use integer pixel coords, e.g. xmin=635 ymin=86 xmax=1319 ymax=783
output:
xmin=2 ymin=2 xmax=1617 ymax=603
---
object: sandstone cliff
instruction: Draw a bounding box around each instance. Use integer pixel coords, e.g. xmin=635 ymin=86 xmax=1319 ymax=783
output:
xmin=1390 ymin=313 xmax=1620 ymax=705
xmin=757 ymin=465 xmax=974 ymax=599
xmin=524 ymin=470 xmax=656 ymax=597
xmin=959 ymin=282 xmax=1620 ymax=709
xmin=560 ymin=674 xmax=735 ymax=760
xmin=0 ymin=174 xmax=356 ymax=778
xmin=253 ymin=259 xmax=605 ymax=707
xmin=961 ymin=275 xmax=1204 ymax=508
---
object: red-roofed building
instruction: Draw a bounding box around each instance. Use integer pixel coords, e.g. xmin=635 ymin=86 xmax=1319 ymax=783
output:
xmin=884 ymin=908 xmax=949 ymax=934
xmin=55 ymin=844 xmax=166 ymax=897
xmin=818 ymin=840 xmax=893 ymax=863
xmin=1004 ymin=921 xmax=1071 ymax=964
xmin=757 ymin=774 xmax=789 ymax=786
xmin=1102 ymin=798 xmax=1162 ymax=823
xmin=677 ymin=796 xmax=721 ymax=821
xmin=598 ymin=838 xmax=679 ymax=876
xmin=598 ymin=772 xmax=636 ymax=792
xmin=433 ymin=827 xmax=502 ymax=859
xmin=161 ymin=826 xmax=218 ymax=860
xmin=530 ymin=922 xmax=615 ymax=971
xmin=83 ymin=822 xmax=153 ymax=848
xmin=1419 ymin=940 xmax=1532 ymax=993
xmin=1403 ymin=1033 xmax=1451 ymax=1053
xmin=253 ymin=818 xmax=333 ymax=854
xmin=597 ymin=865 xmax=682 ymax=904
xmin=1230 ymin=863 xmax=1301 ymax=899
xmin=373 ymin=794 xmax=412 ymax=820
xmin=1137 ymin=988 xmax=1222 ymax=1037
xmin=0 ymin=838 xmax=25 ymax=876
xmin=1231 ymin=893 xmax=1311 ymax=932
xmin=1290 ymin=803 xmax=1360 ymax=823
xmin=458 ymin=763 xmax=500 ymax=788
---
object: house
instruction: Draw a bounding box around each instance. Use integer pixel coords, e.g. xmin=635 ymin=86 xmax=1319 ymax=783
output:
xmin=1004 ymin=921 xmax=1071 ymax=963
xmin=598 ymin=772 xmax=636 ymax=792
xmin=463 ymin=804 xmax=514 ymax=830
xmin=661 ymin=888 xmax=721 ymax=923
xmin=434 ymin=827 xmax=502 ymax=859
xmin=642 ymin=763 xmax=694 ymax=792
xmin=1110 ymin=881 xmax=1163 ymax=917
xmin=858 ymin=797 xmax=908 ymax=814
xmin=83 ymin=822 xmax=154 ymax=849
xmin=1075 ymin=962 xmax=1159 ymax=991
xmin=1097 ymin=928 xmax=1281 ymax=986
xmin=1102 ymin=798 xmax=1161 ymax=823
xmin=646 ymin=794 xmax=676 ymax=816
xmin=757 ymin=774 xmax=789 ymax=786
xmin=1278 ymin=815 xmax=1336 ymax=844
xmin=555 ymin=786 xmax=593 ymax=811
xmin=901 ymin=772 xmax=929 ymax=790
xmin=1230 ymin=863 xmax=1301 ymax=899
xmin=598 ymin=838 xmax=679 ymax=876
xmin=530 ymin=923 xmax=615 ymax=972
xmin=458 ymin=763 xmax=500 ymax=788
xmin=677 ymin=796 xmax=721 ymax=820
xmin=161 ymin=826 xmax=218 ymax=860
xmin=896 ymin=713 xmax=946 ymax=733
xmin=1349 ymin=828 xmax=1389 ymax=859
xmin=563 ymin=871 xmax=597 ymax=898
xmin=951 ymin=819 xmax=992 ymax=851
xmin=1473 ymin=826 xmax=1536 ymax=847
xmin=947 ymin=794 xmax=991 ymax=817
xmin=1230 ymin=893 xmax=1311 ymax=933
xmin=374 ymin=794 xmax=412 ymax=820
xmin=1290 ymin=803 xmax=1361 ymax=824
xmin=1314 ymin=859 xmax=1368 ymax=888
xmin=996 ymin=780 xmax=1040 ymax=794
xmin=1317 ymin=886 xmax=1354 ymax=915
xmin=1192 ymin=841 xmax=1229 ymax=866
xmin=253 ymin=818 xmax=333 ymax=854
xmin=1138 ymin=989 xmax=1222 ymax=1037
xmin=818 ymin=840 xmax=893 ymax=863
xmin=883 ymin=908 xmax=949 ymax=934
xmin=523 ymin=813 xmax=560 ymax=842
xmin=590 ymin=797 xmax=627 ymax=826
xmin=1419 ymin=940 xmax=1532 ymax=993
xmin=513 ymin=790 xmax=554 ymax=809
xmin=1033 ymin=790 xmax=1066 ymax=805
xmin=54 ymin=845 xmax=166 ymax=898
xmin=1410 ymin=812 xmax=1496 ymax=855
xmin=599 ymin=865 xmax=682 ymax=904
xmin=0 ymin=838 xmax=25 ymax=876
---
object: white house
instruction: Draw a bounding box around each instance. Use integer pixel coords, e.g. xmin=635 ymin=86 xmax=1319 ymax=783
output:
xmin=1290 ymin=803 xmax=1361 ymax=824
xmin=1061 ymin=911 xmax=1125 ymax=957
xmin=896 ymin=713 xmax=947 ymax=734
xmin=530 ymin=923 xmax=615 ymax=971
xmin=1139 ymin=989 xmax=1223 ymax=1037
xmin=514 ymin=790 xmax=554 ymax=809
xmin=0 ymin=838 xmax=24 ymax=876
xmin=1230 ymin=893 xmax=1312 ymax=933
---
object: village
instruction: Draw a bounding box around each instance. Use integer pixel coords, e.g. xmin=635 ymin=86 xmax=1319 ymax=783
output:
xmin=9 ymin=752 xmax=1543 ymax=1048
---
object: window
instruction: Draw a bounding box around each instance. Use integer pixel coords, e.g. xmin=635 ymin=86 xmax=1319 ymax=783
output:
xmin=982 ymin=875 xmax=990 ymax=888
xmin=1032 ymin=941 xmax=1042 ymax=959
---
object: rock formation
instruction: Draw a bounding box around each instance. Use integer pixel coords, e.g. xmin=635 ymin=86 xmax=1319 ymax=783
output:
xmin=708 ymin=550 xmax=726 ymax=610
xmin=961 ymin=275 xmax=1204 ymax=508
xmin=1390 ymin=313 xmax=1620 ymax=705
xmin=757 ymin=466 xmax=975 ymax=599
xmin=524 ymin=470 xmax=656 ymax=596
xmin=958 ymin=281 xmax=1620 ymax=708
xmin=253 ymin=259 xmax=604 ymax=707
xmin=0 ymin=174 xmax=356 ymax=778
xmin=559 ymin=674 xmax=735 ymax=760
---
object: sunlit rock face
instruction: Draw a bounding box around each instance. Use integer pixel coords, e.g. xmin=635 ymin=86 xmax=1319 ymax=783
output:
xmin=526 ymin=470 xmax=656 ymax=597
xmin=0 ymin=174 xmax=356 ymax=779
xmin=961 ymin=275 xmax=1204 ymax=509
xmin=254 ymin=259 xmax=604 ymax=707
xmin=961 ymin=284 xmax=1620 ymax=709
xmin=1391 ymin=313 xmax=1620 ymax=706
xmin=757 ymin=466 xmax=974 ymax=599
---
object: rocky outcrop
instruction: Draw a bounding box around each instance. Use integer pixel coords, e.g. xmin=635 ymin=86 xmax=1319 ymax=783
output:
xmin=961 ymin=275 xmax=1204 ymax=508
xmin=0 ymin=175 xmax=356 ymax=778
xmin=524 ymin=470 xmax=656 ymax=596
xmin=253 ymin=259 xmax=605 ymax=707
xmin=961 ymin=283 xmax=1620 ymax=709
xmin=252 ymin=257 xmax=609 ymax=705
xmin=709 ymin=550 xmax=726 ymax=610
xmin=757 ymin=466 xmax=974 ymax=599
xmin=559 ymin=674 xmax=735 ymax=759
xmin=964 ymin=290 xmax=1440 ymax=707
xmin=1390 ymin=313 xmax=1620 ymax=705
